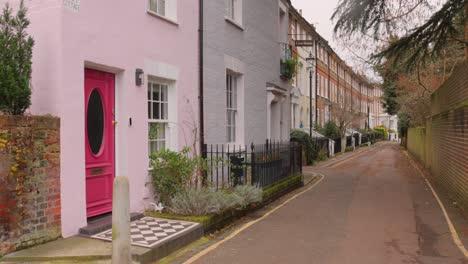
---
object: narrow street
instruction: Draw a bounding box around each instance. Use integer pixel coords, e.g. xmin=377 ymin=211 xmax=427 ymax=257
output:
xmin=189 ymin=143 xmax=467 ymax=264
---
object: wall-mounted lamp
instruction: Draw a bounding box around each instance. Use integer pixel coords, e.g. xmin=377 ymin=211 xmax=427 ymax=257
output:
xmin=306 ymin=51 xmax=316 ymax=64
xmin=136 ymin=68 xmax=144 ymax=86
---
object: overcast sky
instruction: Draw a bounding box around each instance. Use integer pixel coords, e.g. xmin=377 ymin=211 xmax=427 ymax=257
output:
xmin=290 ymin=0 xmax=338 ymax=47
xmin=292 ymin=0 xmax=345 ymax=54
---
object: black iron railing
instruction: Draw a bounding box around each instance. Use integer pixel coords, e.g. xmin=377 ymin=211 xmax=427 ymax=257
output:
xmin=202 ymin=141 xmax=302 ymax=189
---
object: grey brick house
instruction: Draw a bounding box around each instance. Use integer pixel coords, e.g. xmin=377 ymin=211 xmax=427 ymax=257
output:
xmin=202 ymin=0 xmax=292 ymax=145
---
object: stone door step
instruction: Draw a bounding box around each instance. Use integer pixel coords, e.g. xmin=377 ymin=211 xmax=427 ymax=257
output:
xmin=79 ymin=212 xmax=144 ymax=236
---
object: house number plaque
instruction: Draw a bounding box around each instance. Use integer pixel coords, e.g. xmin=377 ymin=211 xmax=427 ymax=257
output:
xmin=64 ymin=0 xmax=80 ymax=12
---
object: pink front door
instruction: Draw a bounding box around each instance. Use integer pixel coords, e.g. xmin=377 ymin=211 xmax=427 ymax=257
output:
xmin=84 ymin=69 xmax=115 ymax=218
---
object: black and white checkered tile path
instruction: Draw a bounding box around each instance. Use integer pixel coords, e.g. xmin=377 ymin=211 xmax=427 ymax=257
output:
xmin=91 ymin=217 xmax=200 ymax=248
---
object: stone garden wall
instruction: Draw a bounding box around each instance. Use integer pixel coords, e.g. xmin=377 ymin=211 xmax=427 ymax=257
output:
xmin=0 ymin=115 xmax=61 ymax=255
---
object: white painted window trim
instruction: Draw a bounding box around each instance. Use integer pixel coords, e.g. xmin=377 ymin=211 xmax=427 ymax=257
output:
xmin=226 ymin=72 xmax=238 ymax=143
xmin=225 ymin=0 xmax=243 ymax=27
xmin=224 ymin=55 xmax=245 ymax=146
xmin=147 ymin=0 xmax=178 ymax=25
xmin=148 ymin=81 xmax=170 ymax=154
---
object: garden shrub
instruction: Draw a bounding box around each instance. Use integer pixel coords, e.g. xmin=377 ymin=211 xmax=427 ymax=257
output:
xmin=167 ymin=188 xmax=216 ymax=216
xmin=290 ymin=129 xmax=314 ymax=165
xmin=322 ymin=121 xmax=340 ymax=139
xmin=149 ymin=147 xmax=197 ymax=204
xmin=167 ymin=187 xmax=251 ymax=216
xmin=0 ymin=1 xmax=34 ymax=115
xmin=233 ymin=185 xmax=262 ymax=207
xmin=316 ymin=148 xmax=328 ymax=161
xmin=345 ymin=146 xmax=354 ymax=152
xmin=373 ymin=126 xmax=388 ymax=140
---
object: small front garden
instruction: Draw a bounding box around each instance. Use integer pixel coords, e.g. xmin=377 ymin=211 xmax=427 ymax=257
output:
xmin=147 ymin=145 xmax=304 ymax=232
xmin=147 ymin=173 xmax=303 ymax=233
xmin=290 ymin=121 xmax=389 ymax=165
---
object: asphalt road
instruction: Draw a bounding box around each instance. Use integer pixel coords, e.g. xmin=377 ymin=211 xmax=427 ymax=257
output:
xmin=190 ymin=143 xmax=467 ymax=264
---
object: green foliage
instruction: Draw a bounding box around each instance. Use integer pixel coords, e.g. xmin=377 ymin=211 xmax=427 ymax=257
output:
xmin=167 ymin=188 xmax=218 ymax=216
xmin=290 ymin=129 xmax=314 ymax=165
xmin=358 ymin=128 xmax=370 ymax=134
xmin=317 ymin=148 xmax=328 ymax=161
xmin=0 ymin=1 xmax=34 ymax=115
xmin=333 ymin=0 xmax=468 ymax=71
xmin=149 ymin=175 xmax=303 ymax=233
xmin=375 ymin=0 xmax=467 ymax=71
xmin=345 ymin=146 xmax=354 ymax=152
xmin=262 ymin=174 xmax=303 ymax=202
xmin=149 ymin=147 xmax=197 ymax=204
xmin=280 ymin=58 xmax=298 ymax=80
xmin=167 ymin=186 xmax=261 ymax=216
xmin=314 ymin=123 xmax=323 ymax=133
xmin=398 ymin=112 xmax=410 ymax=137
xmin=373 ymin=126 xmax=388 ymax=140
xmin=382 ymin=79 xmax=399 ymax=116
xmin=233 ymin=185 xmax=262 ymax=207
xmin=322 ymin=121 xmax=341 ymax=139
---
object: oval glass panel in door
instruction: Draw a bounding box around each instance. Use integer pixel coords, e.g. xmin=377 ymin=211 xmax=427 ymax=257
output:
xmin=87 ymin=89 xmax=105 ymax=155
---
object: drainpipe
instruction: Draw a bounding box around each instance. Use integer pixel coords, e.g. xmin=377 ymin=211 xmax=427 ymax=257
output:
xmin=309 ymin=68 xmax=313 ymax=137
xmin=359 ymin=82 xmax=362 ymax=129
xmin=199 ymin=0 xmax=205 ymax=153
xmin=327 ymin=51 xmax=331 ymax=123
xmin=314 ymin=39 xmax=318 ymax=128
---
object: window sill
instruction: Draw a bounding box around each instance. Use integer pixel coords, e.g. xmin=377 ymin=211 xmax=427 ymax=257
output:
xmin=147 ymin=10 xmax=179 ymax=26
xmin=225 ymin=17 xmax=244 ymax=31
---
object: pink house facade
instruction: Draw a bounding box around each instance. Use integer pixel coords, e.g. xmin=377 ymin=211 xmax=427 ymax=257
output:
xmin=2 ymin=0 xmax=199 ymax=237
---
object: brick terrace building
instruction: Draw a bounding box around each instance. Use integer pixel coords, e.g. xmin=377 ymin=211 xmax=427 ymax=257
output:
xmin=288 ymin=6 xmax=383 ymax=133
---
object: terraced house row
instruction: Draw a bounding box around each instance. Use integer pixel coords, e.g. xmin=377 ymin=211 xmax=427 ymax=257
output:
xmin=288 ymin=8 xmax=396 ymax=134
xmin=0 ymin=0 xmax=393 ymax=246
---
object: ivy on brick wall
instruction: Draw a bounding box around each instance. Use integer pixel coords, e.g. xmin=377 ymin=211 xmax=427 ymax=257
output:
xmin=0 ymin=128 xmax=33 ymax=232
xmin=0 ymin=116 xmax=62 ymax=255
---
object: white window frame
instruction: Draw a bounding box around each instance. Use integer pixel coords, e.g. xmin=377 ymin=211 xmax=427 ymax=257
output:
xmin=148 ymin=0 xmax=178 ymax=23
xmin=225 ymin=0 xmax=243 ymax=26
xmin=148 ymin=81 xmax=169 ymax=154
xmin=291 ymin=20 xmax=296 ymax=40
xmin=226 ymin=72 xmax=238 ymax=143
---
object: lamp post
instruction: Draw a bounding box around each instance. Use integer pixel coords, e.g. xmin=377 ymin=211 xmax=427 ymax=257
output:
xmin=306 ymin=51 xmax=315 ymax=137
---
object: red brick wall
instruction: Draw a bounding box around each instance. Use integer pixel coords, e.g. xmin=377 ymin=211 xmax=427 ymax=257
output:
xmin=0 ymin=115 xmax=61 ymax=255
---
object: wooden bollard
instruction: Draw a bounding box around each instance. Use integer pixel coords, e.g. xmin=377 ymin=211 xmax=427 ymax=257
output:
xmin=112 ymin=176 xmax=131 ymax=264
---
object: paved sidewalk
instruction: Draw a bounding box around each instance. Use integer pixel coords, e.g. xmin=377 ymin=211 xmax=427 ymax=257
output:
xmin=188 ymin=142 xmax=467 ymax=264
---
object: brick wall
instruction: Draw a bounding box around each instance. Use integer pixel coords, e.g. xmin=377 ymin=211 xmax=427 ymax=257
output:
xmin=407 ymin=61 xmax=468 ymax=213
xmin=407 ymin=127 xmax=428 ymax=166
xmin=0 ymin=115 xmax=61 ymax=255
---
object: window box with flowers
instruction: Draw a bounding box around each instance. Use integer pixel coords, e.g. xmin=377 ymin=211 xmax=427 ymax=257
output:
xmin=280 ymin=58 xmax=297 ymax=81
